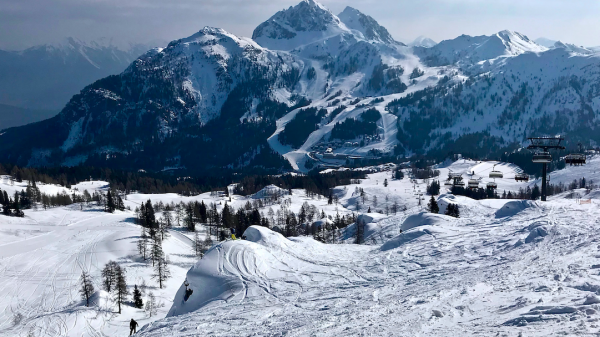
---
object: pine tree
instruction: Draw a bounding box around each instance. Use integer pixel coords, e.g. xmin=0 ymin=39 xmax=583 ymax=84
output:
xmin=427 ymin=196 xmax=439 ymax=214
xmin=355 ymin=217 xmax=364 ymax=244
xmin=383 ymin=179 xmax=388 ymax=187
xmin=79 ymin=271 xmax=95 ymax=307
xmin=114 ymin=266 xmax=128 ymax=314
xmin=445 ymin=204 xmax=454 ymax=217
xmin=106 ymin=191 xmax=115 ymax=213
xmin=185 ymin=204 xmax=195 ymax=232
xmin=328 ymin=192 xmax=333 ymax=205
xmin=531 ymin=184 xmax=541 ymax=200
xmin=133 ymin=285 xmax=144 ymax=309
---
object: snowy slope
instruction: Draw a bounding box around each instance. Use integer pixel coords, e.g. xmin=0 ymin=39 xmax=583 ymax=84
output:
xmin=138 ymin=195 xmax=600 ymax=336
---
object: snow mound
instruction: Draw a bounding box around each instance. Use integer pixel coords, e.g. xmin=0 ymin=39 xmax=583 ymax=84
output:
xmin=243 ymin=225 xmax=291 ymax=249
xmin=525 ymin=225 xmax=548 ymax=243
xmin=401 ymin=212 xmax=449 ymax=231
xmin=380 ymin=227 xmax=435 ymax=251
xmin=495 ymin=200 xmax=538 ymax=218
xmin=167 ymin=226 xmax=312 ymax=318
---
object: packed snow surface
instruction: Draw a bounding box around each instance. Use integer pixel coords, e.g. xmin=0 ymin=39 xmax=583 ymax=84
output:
xmin=137 ymin=193 xmax=600 ymax=336
xmin=3 ymin=159 xmax=600 ymax=336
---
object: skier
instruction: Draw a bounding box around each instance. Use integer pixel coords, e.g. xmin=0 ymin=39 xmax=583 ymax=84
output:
xmin=230 ymin=227 xmax=237 ymax=240
xmin=130 ymin=318 xmax=139 ymax=335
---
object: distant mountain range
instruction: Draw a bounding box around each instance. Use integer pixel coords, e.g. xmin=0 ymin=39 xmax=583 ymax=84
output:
xmin=1 ymin=0 xmax=599 ymax=174
xmin=0 ymin=38 xmax=163 ymax=128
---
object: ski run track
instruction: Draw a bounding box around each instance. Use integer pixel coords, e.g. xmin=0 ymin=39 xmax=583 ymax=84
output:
xmin=1 ymin=159 xmax=600 ymax=336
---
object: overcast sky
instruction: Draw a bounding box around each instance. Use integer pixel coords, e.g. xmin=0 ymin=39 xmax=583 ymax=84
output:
xmin=2 ymin=0 xmax=600 ymax=50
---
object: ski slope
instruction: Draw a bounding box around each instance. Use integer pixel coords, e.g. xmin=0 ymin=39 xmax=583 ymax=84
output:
xmin=0 ymin=204 xmax=198 ymax=337
xmin=2 ymin=158 xmax=600 ymax=336
xmin=138 ymin=195 xmax=600 ymax=336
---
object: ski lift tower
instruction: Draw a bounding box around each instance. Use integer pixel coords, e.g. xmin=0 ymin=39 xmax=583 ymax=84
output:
xmin=527 ymin=136 xmax=565 ymax=201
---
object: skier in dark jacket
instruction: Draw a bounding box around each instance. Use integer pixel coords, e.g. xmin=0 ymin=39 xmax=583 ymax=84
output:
xmin=130 ymin=318 xmax=139 ymax=335
xmin=230 ymin=227 xmax=237 ymax=240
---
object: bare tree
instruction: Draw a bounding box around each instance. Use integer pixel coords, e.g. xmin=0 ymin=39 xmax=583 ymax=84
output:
xmin=79 ymin=271 xmax=95 ymax=307
xmin=152 ymin=255 xmax=171 ymax=289
xmin=101 ymin=261 xmax=119 ymax=292
xmin=193 ymin=230 xmax=203 ymax=257
xmin=145 ymin=292 xmax=164 ymax=317
xmin=137 ymin=228 xmax=149 ymax=260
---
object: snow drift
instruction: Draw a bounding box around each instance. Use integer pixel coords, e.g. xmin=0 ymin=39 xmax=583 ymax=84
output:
xmin=495 ymin=200 xmax=538 ymax=218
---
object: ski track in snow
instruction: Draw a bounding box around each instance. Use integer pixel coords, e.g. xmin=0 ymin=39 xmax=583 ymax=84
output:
xmin=3 ymin=160 xmax=600 ymax=336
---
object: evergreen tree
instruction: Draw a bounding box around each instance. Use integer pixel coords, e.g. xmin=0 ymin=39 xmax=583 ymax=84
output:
xmin=185 ymin=204 xmax=195 ymax=231
xmin=383 ymin=179 xmax=388 ymax=187
xmin=199 ymin=201 xmax=207 ymax=223
xmin=427 ymin=180 xmax=441 ymax=196
xmin=79 ymin=271 xmax=95 ymax=307
xmin=355 ymin=217 xmax=365 ymax=244
xmin=328 ymin=192 xmax=333 ymax=205
xmin=114 ymin=266 xmax=128 ymax=314
xmin=133 ymin=285 xmax=144 ymax=309
xmin=143 ymin=200 xmax=156 ymax=232
xmin=106 ymin=191 xmax=115 ymax=213
xmin=427 ymin=196 xmax=439 ymax=214
xmin=531 ymin=184 xmax=541 ymax=200
xmin=116 ymin=193 xmax=125 ymax=211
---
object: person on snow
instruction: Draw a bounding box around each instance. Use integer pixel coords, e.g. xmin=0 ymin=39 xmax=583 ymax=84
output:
xmin=219 ymin=230 xmax=226 ymax=242
xmin=130 ymin=318 xmax=139 ymax=335
xmin=230 ymin=227 xmax=237 ymax=240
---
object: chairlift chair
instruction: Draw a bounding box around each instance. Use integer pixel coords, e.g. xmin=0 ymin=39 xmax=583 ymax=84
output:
xmin=468 ymin=179 xmax=479 ymax=189
xmin=515 ymin=173 xmax=529 ymax=182
xmin=489 ymin=164 xmax=504 ymax=179
xmin=565 ymin=154 xmax=586 ymax=166
xmin=532 ymin=151 xmax=552 ymax=163
xmin=565 ymin=143 xmax=587 ymax=166
xmin=486 ymin=182 xmax=497 ymax=189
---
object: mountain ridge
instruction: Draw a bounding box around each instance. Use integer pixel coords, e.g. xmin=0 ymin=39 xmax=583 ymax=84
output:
xmin=1 ymin=0 xmax=599 ymax=174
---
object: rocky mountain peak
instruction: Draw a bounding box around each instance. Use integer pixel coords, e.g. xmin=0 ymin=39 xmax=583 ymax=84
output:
xmin=252 ymin=0 xmax=346 ymax=50
xmin=337 ymin=6 xmax=399 ymax=45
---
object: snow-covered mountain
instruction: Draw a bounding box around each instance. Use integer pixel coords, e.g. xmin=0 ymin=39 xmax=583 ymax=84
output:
xmin=252 ymin=0 xmax=348 ymax=51
xmin=1 ymin=1 xmax=600 ymax=174
xmin=409 ymin=36 xmax=437 ymax=48
xmin=0 ymin=38 xmax=161 ymax=110
xmin=534 ymin=38 xmax=594 ymax=55
xmin=415 ymin=30 xmax=547 ymax=66
xmin=337 ymin=6 xmax=400 ymax=45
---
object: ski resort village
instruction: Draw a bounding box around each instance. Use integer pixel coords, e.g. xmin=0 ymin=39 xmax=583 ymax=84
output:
xmin=2 ymin=0 xmax=600 ymax=336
